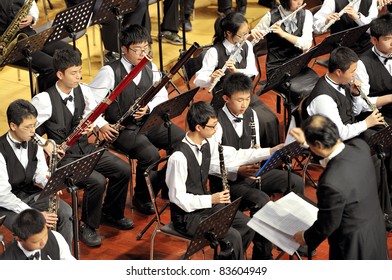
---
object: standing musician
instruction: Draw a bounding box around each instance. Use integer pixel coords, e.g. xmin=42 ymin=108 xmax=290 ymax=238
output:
xmin=194 ymin=12 xmax=281 ymax=148
xmin=0 ymin=99 xmax=73 ymax=249
xmin=252 ymin=0 xmax=317 ymax=105
xmin=0 ymin=0 xmax=73 ymax=91
xmin=209 ymin=72 xmax=304 ymax=207
xmin=313 ymin=0 xmax=378 ymax=54
xmin=90 ymin=24 xmax=185 ymax=216
xmin=166 ymin=101 xmax=279 ymax=260
xmin=291 ymin=115 xmax=388 ymax=260
xmin=31 ymin=48 xmax=134 ymax=248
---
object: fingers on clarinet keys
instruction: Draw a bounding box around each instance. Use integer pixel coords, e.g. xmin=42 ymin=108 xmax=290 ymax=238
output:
xmin=79 ymin=223 xmax=102 ymax=247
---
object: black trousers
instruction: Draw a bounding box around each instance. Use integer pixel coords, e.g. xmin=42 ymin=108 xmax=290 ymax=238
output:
xmin=161 ymin=0 xmax=179 ymax=33
xmin=218 ymin=0 xmax=247 ymax=13
xmin=113 ymin=122 xmax=185 ymax=202
xmin=59 ymin=149 xmax=131 ymax=229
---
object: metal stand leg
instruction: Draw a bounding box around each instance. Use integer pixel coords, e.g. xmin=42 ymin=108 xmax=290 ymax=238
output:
xmin=68 ymin=186 xmax=80 ymax=259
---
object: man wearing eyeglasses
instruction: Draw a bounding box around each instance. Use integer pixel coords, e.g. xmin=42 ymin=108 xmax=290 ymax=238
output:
xmin=90 ymin=24 xmax=186 ymax=216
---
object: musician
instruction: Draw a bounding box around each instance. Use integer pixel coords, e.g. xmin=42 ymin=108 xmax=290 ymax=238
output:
xmin=313 ymin=0 xmax=378 ymax=54
xmin=252 ymin=0 xmax=317 ymax=105
xmin=0 ymin=0 xmax=73 ymax=91
xmin=90 ymin=24 xmax=185 ymax=216
xmin=31 ymin=48 xmax=134 ymax=248
xmin=291 ymin=115 xmax=388 ymax=260
xmin=194 ymin=12 xmax=280 ymax=148
xmin=217 ymin=0 xmax=247 ymax=15
xmin=166 ymin=101 xmax=280 ymax=259
xmin=209 ymin=73 xmax=304 ymax=206
xmin=0 ymin=209 xmax=75 ymax=260
xmin=0 ymin=99 xmax=73 ymax=249
xmin=356 ymin=12 xmax=392 ymax=123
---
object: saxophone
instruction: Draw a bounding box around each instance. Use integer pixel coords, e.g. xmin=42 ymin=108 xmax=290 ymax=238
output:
xmin=218 ymin=143 xmax=230 ymax=191
xmin=0 ymin=0 xmax=35 ymax=63
xmin=32 ymin=134 xmax=59 ymax=231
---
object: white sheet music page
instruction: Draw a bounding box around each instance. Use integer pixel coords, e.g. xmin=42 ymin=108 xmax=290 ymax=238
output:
xmin=247 ymin=192 xmax=318 ymax=255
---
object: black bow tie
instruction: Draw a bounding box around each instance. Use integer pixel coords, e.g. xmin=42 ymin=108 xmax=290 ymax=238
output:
xmin=63 ymin=95 xmax=73 ymax=105
xmin=384 ymin=56 xmax=392 ymax=65
xmin=233 ymin=117 xmax=243 ymax=123
xmin=14 ymin=141 xmax=27 ymax=149
xmin=199 ymin=143 xmax=208 ymax=153
xmin=27 ymin=251 xmax=40 ymax=260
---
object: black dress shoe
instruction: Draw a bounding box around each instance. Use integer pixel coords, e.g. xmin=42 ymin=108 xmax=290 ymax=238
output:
xmin=101 ymin=213 xmax=134 ymax=230
xmin=133 ymin=197 xmax=155 ymax=215
xmin=79 ymin=223 xmax=102 ymax=247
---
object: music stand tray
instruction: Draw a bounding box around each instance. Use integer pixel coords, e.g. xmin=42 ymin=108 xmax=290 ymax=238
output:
xmin=46 ymin=0 xmax=96 ymax=44
xmin=183 ymin=198 xmax=241 ymax=260
xmin=256 ymin=141 xmax=303 ymax=177
xmin=37 ymin=148 xmax=105 ymax=200
xmin=138 ymin=87 xmax=199 ymax=135
xmin=367 ymin=126 xmax=392 ymax=155
xmin=312 ymin=24 xmax=370 ymax=58
xmin=90 ymin=0 xmax=139 ymax=25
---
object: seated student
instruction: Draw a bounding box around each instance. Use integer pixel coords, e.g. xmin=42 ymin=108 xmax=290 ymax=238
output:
xmin=209 ymin=73 xmax=304 ymax=205
xmin=0 ymin=209 xmax=75 ymax=260
xmin=194 ymin=12 xmax=280 ymax=148
xmin=291 ymin=115 xmax=388 ymax=260
xmin=0 ymin=99 xmax=73 ymax=249
xmin=356 ymin=12 xmax=392 ymax=123
xmin=166 ymin=101 xmax=285 ymax=260
xmin=31 ymin=48 xmax=134 ymax=248
xmin=313 ymin=0 xmax=378 ymax=54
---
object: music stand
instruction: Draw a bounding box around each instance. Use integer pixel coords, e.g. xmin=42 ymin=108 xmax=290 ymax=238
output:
xmin=46 ymin=0 xmax=96 ymax=50
xmin=91 ymin=0 xmax=139 ymax=56
xmin=256 ymin=141 xmax=303 ymax=195
xmin=258 ymin=47 xmax=319 ymax=131
xmin=184 ymin=198 xmax=241 ymax=260
xmin=0 ymin=26 xmax=57 ymax=98
xmin=135 ymin=87 xmax=199 ymax=240
xmin=37 ymin=148 xmax=105 ymax=259
xmin=367 ymin=126 xmax=392 ymax=214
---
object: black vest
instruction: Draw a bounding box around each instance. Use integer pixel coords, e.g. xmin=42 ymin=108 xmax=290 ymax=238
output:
xmin=331 ymin=0 xmax=372 ymax=54
xmin=266 ymin=8 xmax=305 ymax=77
xmin=306 ymin=77 xmax=355 ymax=125
xmin=170 ymin=141 xmax=211 ymax=222
xmin=105 ymin=60 xmax=153 ymax=125
xmin=37 ymin=85 xmax=92 ymax=156
xmin=0 ymin=134 xmax=40 ymax=196
xmin=217 ymin=107 xmax=253 ymax=149
xmin=0 ymin=230 xmax=60 ymax=260
xmin=0 ymin=0 xmax=35 ymax=37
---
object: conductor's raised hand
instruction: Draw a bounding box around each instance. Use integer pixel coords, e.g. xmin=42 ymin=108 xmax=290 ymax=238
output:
xmin=211 ymin=190 xmax=231 ymax=204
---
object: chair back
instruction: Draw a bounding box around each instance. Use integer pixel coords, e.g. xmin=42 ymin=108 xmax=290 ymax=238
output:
xmin=182 ymin=46 xmax=211 ymax=90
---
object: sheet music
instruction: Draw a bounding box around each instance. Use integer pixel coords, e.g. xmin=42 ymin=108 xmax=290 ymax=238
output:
xmin=248 ymin=192 xmax=318 ymax=255
xmin=284 ymin=117 xmax=297 ymax=145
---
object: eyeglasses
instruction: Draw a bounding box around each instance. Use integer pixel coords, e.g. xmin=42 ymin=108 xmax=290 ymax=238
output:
xmin=19 ymin=124 xmax=36 ymax=131
xmin=128 ymin=46 xmax=151 ymax=55
xmin=204 ymin=124 xmax=218 ymax=130
xmin=234 ymin=30 xmax=250 ymax=39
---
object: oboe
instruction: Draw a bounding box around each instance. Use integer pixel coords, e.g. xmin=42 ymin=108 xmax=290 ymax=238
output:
xmin=32 ymin=134 xmax=59 ymax=230
xmin=321 ymin=0 xmax=361 ymax=33
xmin=218 ymin=143 xmax=230 ymax=191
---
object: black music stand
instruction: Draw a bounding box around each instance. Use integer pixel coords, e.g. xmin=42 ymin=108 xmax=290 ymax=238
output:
xmin=0 ymin=26 xmax=57 ymax=98
xmin=368 ymin=126 xmax=392 ymax=215
xmin=91 ymin=0 xmax=139 ymax=57
xmin=135 ymin=87 xmax=199 ymax=240
xmin=37 ymin=148 xmax=105 ymax=259
xmin=256 ymin=141 xmax=303 ymax=195
xmin=46 ymin=0 xmax=96 ymax=50
xmin=184 ymin=198 xmax=241 ymax=260
xmin=258 ymin=47 xmax=319 ymax=132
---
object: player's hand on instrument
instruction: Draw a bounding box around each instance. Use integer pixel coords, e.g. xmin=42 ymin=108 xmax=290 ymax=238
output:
xmin=133 ymin=105 xmax=149 ymax=119
xmin=344 ymin=6 xmax=359 ymax=20
xmin=226 ymin=59 xmax=237 ymax=73
xmin=211 ymin=190 xmax=231 ymax=204
xmin=19 ymin=16 xmax=34 ymax=29
xmin=81 ymin=122 xmax=94 ymax=135
xmin=99 ymin=123 xmax=119 ymax=141
xmin=270 ymin=21 xmax=285 ymax=37
xmin=210 ymin=69 xmax=225 ymax=83
xmin=250 ymin=29 xmax=265 ymax=41
xmin=41 ymin=211 xmax=58 ymax=228
xmin=365 ymin=109 xmax=386 ymax=128
xmin=326 ymin=12 xmax=340 ymax=25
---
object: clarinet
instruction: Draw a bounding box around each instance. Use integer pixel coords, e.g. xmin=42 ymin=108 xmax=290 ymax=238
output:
xmin=59 ymin=55 xmax=151 ymax=151
xmin=32 ymin=134 xmax=59 ymax=230
xmin=249 ymin=117 xmax=262 ymax=189
xmin=218 ymin=143 xmax=230 ymax=191
xmin=321 ymin=0 xmax=361 ymax=33
xmin=100 ymin=42 xmax=201 ymax=147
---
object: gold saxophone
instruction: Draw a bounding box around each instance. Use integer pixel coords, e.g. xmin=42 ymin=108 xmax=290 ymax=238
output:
xmin=0 ymin=0 xmax=35 ymax=63
xmin=32 ymin=134 xmax=59 ymax=231
xmin=218 ymin=143 xmax=230 ymax=191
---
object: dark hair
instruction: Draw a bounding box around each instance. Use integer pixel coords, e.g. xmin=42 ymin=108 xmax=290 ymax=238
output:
xmin=120 ymin=24 xmax=151 ymax=48
xmin=370 ymin=13 xmax=392 ymax=39
xmin=213 ymin=12 xmax=248 ymax=45
xmin=222 ymin=72 xmax=253 ymax=97
xmin=328 ymin=46 xmax=358 ymax=73
xmin=53 ymin=48 xmax=82 ymax=72
xmin=187 ymin=101 xmax=217 ymax=131
xmin=279 ymin=0 xmax=291 ymax=10
xmin=6 ymin=99 xmax=37 ymax=126
xmin=302 ymin=114 xmax=340 ymax=149
xmin=12 ymin=209 xmax=46 ymax=241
